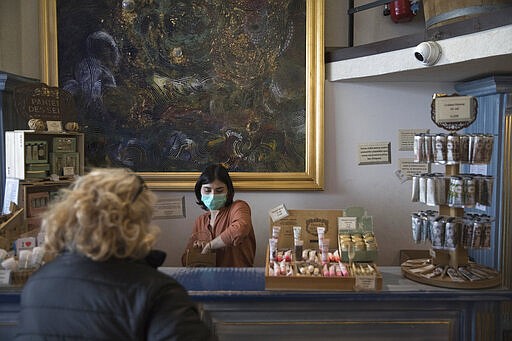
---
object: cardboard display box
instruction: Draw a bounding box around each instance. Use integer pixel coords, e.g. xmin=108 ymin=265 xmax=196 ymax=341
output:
xmin=265 ymin=209 xmax=382 ymax=291
xmin=269 ymin=209 xmax=342 ymax=250
xmin=338 ymin=208 xmax=378 ymax=262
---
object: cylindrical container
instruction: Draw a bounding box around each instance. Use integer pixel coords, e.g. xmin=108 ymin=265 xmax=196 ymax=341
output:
xmin=444 ymin=218 xmax=460 ymax=249
xmin=294 ymin=240 xmax=303 ymax=261
xmin=471 ymin=134 xmax=486 ymax=164
xmin=462 ymin=218 xmax=474 ymax=248
xmin=434 ymin=134 xmax=447 ymax=164
xmin=479 ymin=175 xmax=494 ymax=206
xmin=389 ymin=0 xmax=416 ymax=23
xmin=411 ymin=174 xmax=420 ymax=202
xmin=422 ymin=0 xmax=512 ymax=29
xmin=424 ymin=134 xmax=433 ymax=163
xmin=459 ymin=134 xmax=470 ymax=163
xmin=448 ymin=176 xmax=464 ymax=207
xmin=421 ymin=215 xmax=431 ymax=243
xmin=481 ymin=220 xmax=492 ymax=248
xmin=413 ymin=134 xmax=424 ymax=162
xmin=411 ymin=213 xmax=422 ymax=244
xmin=446 ymin=133 xmax=460 ymax=164
xmin=426 ymin=176 xmax=437 ymax=206
xmin=471 ymin=221 xmax=483 ymax=248
xmin=483 ymin=134 xmax=494 ymax=164
xmin=435 ymin=174 xmax=447 ymax=205
xmin=419 ymin=174 xmax=428 ymax=204
xmin=431 ymin=217 xmax=445 ymax=248
xmin=463 ymin=176 xmax=476 ymax=208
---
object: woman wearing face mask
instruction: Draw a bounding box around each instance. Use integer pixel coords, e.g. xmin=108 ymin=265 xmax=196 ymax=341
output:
xmin=182 ymin=164 xmax=256 ymax=267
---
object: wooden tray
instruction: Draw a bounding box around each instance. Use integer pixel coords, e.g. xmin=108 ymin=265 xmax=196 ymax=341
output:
xmin=401 ymin=258 xmax=501 ymax=289
xmin=265 ymin=247 xmax=382 ymax=291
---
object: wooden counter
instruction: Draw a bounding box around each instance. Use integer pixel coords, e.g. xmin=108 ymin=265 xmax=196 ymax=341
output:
xmin=1 ymin=267 xmax=511 ymax=340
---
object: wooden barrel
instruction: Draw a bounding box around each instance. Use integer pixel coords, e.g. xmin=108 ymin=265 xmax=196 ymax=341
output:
xmin=423 ymin=0 xmax=512 ymax=28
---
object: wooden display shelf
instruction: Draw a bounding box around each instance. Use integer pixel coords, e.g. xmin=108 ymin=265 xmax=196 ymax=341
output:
xmin=265 ymin=263 xmax=383 ymax=292
xmin=401 ymin=258 xmax=501 ymax=289
xmin=265 ymin=247 xmax=382 ymax=291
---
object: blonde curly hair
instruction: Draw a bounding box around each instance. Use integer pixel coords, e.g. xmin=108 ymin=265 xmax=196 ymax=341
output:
xmin=42 ymin=168 xmax=160 ymax=261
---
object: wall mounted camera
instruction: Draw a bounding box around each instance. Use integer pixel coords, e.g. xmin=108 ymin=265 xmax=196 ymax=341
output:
xmin=414 ymin=41 xmax=442 ymax=66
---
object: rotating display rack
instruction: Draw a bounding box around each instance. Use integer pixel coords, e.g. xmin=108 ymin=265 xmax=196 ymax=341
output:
xmin=401 ymin=95 xmax=501 ymax=289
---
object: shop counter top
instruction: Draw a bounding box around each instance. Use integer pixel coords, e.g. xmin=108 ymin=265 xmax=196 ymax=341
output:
xmin=1 ymin=267 xmax=511 ymax=340
xmin=156 ymin=266 xmax=512 ymax=301
xmin=2 ymin=266 xmax=511 ymax=299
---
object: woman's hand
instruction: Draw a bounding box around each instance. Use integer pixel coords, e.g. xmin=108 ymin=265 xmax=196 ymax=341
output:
xmin=193 ymin=240 xmax=208 ymax=249
xmin=200 ymin=236 xmax=226 ymax=254
xmin=201 ymin=242 xmax=212 ymax=254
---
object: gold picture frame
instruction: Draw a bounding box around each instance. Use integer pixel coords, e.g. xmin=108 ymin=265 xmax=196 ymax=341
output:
xmin=39 ymin=0 xmax=324 ymax=191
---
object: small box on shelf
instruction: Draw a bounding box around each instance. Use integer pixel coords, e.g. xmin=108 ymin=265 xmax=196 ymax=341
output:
xmin=26 ymin=192 xmax=50 ymax=218
xmin=50 ymin=152 xmax=80 ymax=176
xmin=52 ymin=137 xmax=76 ymax=153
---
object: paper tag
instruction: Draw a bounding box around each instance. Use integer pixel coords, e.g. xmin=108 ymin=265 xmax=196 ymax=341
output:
xmin=338 ymin=217 xmax=357 ymax=231
xmin=46 ymin=120 xmax=63 ymax=132
xmin=2 ymin=177 xmax=20 ymax=214
xmin=16 ymin=237 xmax=36 ymax=252
xmin=434 ymin=96 xmax=474 ymax=123
xmin=354 ymin=274 xmax=376 ymax=291
xmin=0 ymin=270 xmax=11 ymax=285
xmin=62 ymin=166 xmax=75 ymax=176
xmin=269 ymin=204 xmax=289 ymax=222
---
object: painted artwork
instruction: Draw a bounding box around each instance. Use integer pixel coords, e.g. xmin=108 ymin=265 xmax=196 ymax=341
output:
xmin=42 ymin=0 xmax=324 ymax=189
xmin=57 ymin=0 xmax=307 ymax=174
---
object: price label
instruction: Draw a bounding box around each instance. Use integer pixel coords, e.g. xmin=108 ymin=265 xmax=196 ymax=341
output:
xmin=338 ymin=217 xmax=357 ymax=231
xmin=269 ymin=204 xmax=289 ymax=222
xmin=354 ymin=274 xmax=377 ymax=291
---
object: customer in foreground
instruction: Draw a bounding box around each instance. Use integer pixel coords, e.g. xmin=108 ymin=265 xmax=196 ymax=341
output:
xmin=16 ymin=168 xmax=216 ymax=340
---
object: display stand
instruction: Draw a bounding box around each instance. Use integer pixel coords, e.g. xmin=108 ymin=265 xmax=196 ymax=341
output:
xmin=401 ymin=94 xmax=501 ymax=289
xmin=402 ymin=163 xmax=501 ymax=289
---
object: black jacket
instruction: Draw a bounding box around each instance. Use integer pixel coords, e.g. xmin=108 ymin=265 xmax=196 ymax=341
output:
xmin=16 ymin=252 xmax=215 ymax=340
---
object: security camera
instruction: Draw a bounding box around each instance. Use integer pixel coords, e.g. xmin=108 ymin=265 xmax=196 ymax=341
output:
xmin=414 ymin=41 xmax=441 ymax=66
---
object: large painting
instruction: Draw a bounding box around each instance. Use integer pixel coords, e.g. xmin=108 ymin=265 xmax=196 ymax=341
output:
xmin=40 ymin=0 xmax=324 ymax=190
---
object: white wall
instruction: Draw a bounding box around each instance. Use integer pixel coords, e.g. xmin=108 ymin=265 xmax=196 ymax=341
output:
xmin=0 ymin=0 xmax=39 ymax=78
xmin=154 ymin=80 xmax=455 ymax=267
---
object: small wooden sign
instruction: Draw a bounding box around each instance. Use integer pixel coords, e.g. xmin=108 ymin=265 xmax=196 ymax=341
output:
xmin=431 ymin=94 xmax=477 ymax=131
xmin=13 ymin=83 xmax=78 ymax=123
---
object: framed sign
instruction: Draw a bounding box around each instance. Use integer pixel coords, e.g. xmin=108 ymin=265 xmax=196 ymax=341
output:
xmin=431 ymin=94 xmax=477 ymax=131
xmin=39 ymin=0 xmax=324 ymax=190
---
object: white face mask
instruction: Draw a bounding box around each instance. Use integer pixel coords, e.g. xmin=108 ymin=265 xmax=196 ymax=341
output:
xmin=201 ymin=193 xmax=227 ymax=210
